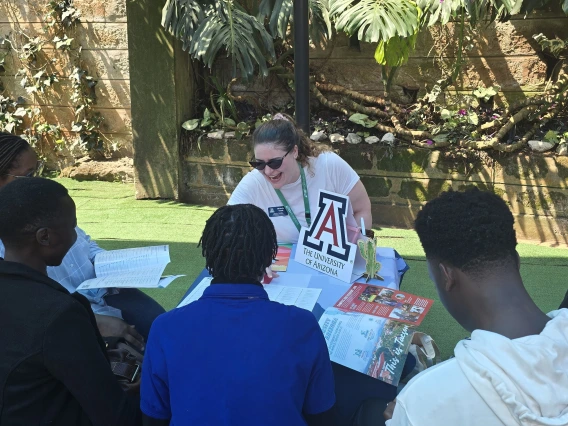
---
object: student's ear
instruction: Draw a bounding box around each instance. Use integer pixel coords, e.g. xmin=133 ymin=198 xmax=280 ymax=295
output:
xmin=36 ymin=228 xmax=50 ymax=246
xmin=438 ymin=263 xmax=456 ymax=292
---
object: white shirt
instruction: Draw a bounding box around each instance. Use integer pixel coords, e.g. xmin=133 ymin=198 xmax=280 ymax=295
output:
xmin=0 ymin=227 xmax=122 ymax=318
xmin=228 ymin=152 xmax=360 ymax=243
xmin=387 ymin=310 xmax=568 ymax=426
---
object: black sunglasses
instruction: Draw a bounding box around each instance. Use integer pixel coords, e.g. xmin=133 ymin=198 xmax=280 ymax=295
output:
xmin=249 ymin=147 xmax=293 ymax=171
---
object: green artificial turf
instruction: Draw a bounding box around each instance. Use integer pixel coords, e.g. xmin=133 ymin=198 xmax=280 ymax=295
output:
xmin=61 ymin=178 xmax=568 ymax=360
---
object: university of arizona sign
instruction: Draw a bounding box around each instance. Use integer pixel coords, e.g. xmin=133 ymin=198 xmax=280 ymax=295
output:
xmin=295 ymin=190 xmax=356 ymax=282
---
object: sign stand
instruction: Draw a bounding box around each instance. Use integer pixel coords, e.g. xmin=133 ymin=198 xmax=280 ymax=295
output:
xmin=295 ymin=190 xmax=357 ymax=283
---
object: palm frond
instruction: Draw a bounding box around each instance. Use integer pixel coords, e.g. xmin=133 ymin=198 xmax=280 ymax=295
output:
xmin=416 ymin=0 xmax=464 ymax=27
xmin=258 ymin=0 xmax=332 ymax=45
xmin=329 ymin=0 xmax=420 ymax=43
xmin=464 ymin=0 xmax=524 ymax=26
xmin=161 ymin=0 xmax=207 ymax=51
xmin=309 ymin=0 xmax=333 ymax=46
xmin=190 ymin=1 xmax=275 ymax=81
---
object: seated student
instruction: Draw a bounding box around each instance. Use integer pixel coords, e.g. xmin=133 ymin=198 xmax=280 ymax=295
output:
xmin=0 ymin=132 xmax=165 ymax=348
xmin=141 ymin=204 xmax=338 ymax=426
xmin=0 ymin=178 xmax=141 ymax=426
xmin=383 ymin=189 xmax=568 ymax=425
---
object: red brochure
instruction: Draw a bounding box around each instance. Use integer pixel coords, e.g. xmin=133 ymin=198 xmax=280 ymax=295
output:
xmin=334 ymin=283 xmax=433 ymax=326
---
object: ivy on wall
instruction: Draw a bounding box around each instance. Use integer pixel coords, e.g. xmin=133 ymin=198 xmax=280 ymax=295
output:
xmin=0 ymin=0 xmax=108 ymax=161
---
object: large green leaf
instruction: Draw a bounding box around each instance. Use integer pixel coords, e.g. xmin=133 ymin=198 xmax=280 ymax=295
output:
xmin=257 ymin=0 xmax=332 ymax=45
xmin=563 ymin=0 xmax=568 ymax=15
xmin=329 ymin=0 xmax=420 ymax=43
xmin=162 ymin=0 xmax=275 ymax=81
xmin=463 ymin=0 xmax=525 ymax=25
xmin=416 ymin=0 xmax=463 ymax=27
xmin=161 ymin=0 xmax=208 ymax=51
xmin=374 ymin=31 xmax=418 ymax=67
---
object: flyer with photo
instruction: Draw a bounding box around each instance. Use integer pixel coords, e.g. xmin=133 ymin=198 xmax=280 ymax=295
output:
xmin=319 ymin=308 xmax=414 ymax=386
xmin=334 ymin=283 xmax=434 ymax=326
xmin=271 ymin=244 xmax=293 ymax=272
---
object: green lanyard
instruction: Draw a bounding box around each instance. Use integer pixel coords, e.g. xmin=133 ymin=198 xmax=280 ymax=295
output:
xmin=274 ymin=162 xmax=311 ymax=232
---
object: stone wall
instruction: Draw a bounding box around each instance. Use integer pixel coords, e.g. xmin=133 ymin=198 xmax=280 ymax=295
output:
xmin=0 ymin=0 xmax=131 ymax=165
xmin=180 ymin=138 xmax=568 ymax=245
xmin=228 ymin=7 xmax=568 ymax=106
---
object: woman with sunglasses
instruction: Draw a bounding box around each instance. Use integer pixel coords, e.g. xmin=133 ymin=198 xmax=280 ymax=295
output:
xmin=0 ymin=132 xmax=165 ymax=351
xmin=228 ymin=115 xmax=373 ymax=245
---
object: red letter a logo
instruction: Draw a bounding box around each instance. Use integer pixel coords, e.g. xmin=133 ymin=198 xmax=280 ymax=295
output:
xmin=314 ymin=205 xmax=339 ymax=246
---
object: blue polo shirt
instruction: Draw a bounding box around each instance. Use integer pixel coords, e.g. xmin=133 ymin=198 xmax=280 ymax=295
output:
xmin=141 ymin=283 xmax=336 ymax=425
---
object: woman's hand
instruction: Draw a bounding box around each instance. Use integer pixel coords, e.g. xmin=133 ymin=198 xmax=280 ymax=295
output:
xmin=348 ymin=180 xmax=372 ymax=230
xmin=95 ymin=314 xmax=145 ymax=351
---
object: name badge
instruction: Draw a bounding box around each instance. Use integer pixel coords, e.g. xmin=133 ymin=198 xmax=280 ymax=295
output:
xmin=268 ymin=206 xmax=288 ymax=217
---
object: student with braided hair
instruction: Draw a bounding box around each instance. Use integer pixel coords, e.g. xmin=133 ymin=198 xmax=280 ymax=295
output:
xmin=0 ymin=132 xmax=165 ymax=349
xmin=141 ymin=204 xmax=338 ymax=426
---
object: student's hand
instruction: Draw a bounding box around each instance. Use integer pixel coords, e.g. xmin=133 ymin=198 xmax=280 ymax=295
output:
xmin=95 ymin=314 xmax=145 ymax=351
xmin=263 ymin=266 xmax=279 ymax=282
xmin=383 ymin=400 xmax=396 ymax=421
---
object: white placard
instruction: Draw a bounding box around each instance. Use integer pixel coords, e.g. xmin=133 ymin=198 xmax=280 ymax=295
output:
xmin=295 ymin=190 xmax=357 ymax=283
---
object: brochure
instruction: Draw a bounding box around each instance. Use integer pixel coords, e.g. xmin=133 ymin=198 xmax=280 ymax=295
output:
xmin=319 ymin=308 xmax=414 ymax=386
xmin=271 ymin=244 xmax=293 ymax=272
xmin=77 ymin=245 xmax=184 ymax=289
xmin=334 ymin=283 xmax=433 ymax=326
xmin=318 ymin=284 xmax=434 ymax=386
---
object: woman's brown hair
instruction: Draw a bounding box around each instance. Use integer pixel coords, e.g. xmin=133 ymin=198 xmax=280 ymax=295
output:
xmin=251 ymin=114 xmax=329 ymax=169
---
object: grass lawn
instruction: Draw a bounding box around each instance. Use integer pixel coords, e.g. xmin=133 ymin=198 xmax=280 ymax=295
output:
xmin=62 ymin=178 xmax=568 ymax=360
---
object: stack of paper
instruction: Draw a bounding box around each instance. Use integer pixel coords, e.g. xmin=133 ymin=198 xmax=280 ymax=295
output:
xmin=77 ymin=245 xmax=184 ymax=290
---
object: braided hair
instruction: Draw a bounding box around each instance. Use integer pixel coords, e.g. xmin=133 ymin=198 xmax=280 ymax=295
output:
xmin=199 ymin=204 xmax=278 ymax=282
xmin=0 ymin=132 xmax=31 ymax=176
xmin=252 ymin=116 xmax=329 ymax=169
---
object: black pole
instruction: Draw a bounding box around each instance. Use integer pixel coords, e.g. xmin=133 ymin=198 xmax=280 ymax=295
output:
xmin=293 ymin=0 xmax=310 ymax=134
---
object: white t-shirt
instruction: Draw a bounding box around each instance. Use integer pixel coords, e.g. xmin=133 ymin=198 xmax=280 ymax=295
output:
xmin=228 ymin=152 xmax=360 ymax=243
xmin=387 ymin=310 xmax=568 ymax=426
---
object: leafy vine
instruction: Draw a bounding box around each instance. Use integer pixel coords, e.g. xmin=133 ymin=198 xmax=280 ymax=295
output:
xmin=0 ymin=0 xmax=106 ymax=160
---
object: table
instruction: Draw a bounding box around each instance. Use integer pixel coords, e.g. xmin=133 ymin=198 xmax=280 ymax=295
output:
xmin=181 ymin=245 xmax=409 ymax=316
xmin=179 ymin=245 xmax=414 ymax=423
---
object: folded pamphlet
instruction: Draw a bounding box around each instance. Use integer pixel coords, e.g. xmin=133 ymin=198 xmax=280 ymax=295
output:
xmin=319 ymin=284 xmax=434 ymax=386
xmin=77 ymin=245 xmax=184 ymax=289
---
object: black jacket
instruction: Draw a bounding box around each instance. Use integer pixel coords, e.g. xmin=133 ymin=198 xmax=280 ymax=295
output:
xmin=0 ymin=260 xmax=140 ymax=426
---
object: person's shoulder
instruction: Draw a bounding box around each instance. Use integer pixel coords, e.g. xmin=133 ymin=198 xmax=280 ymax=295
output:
xmin=74 ymin=226 xmax=90 ymax=239
xmin=229 ymin=169 xmax=268 ymax=204
xmin=313 ymin=151 xmax=338 ymax=164
xmin=268 ymin=302 xmax=321 ymax=330
xmin=239 ymin=169 xmax=266 ymax=186
xmin=313 ymin=151 xmax=350 ymax=170
xmin=398 ymin=358 xmax=470 ymax=402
